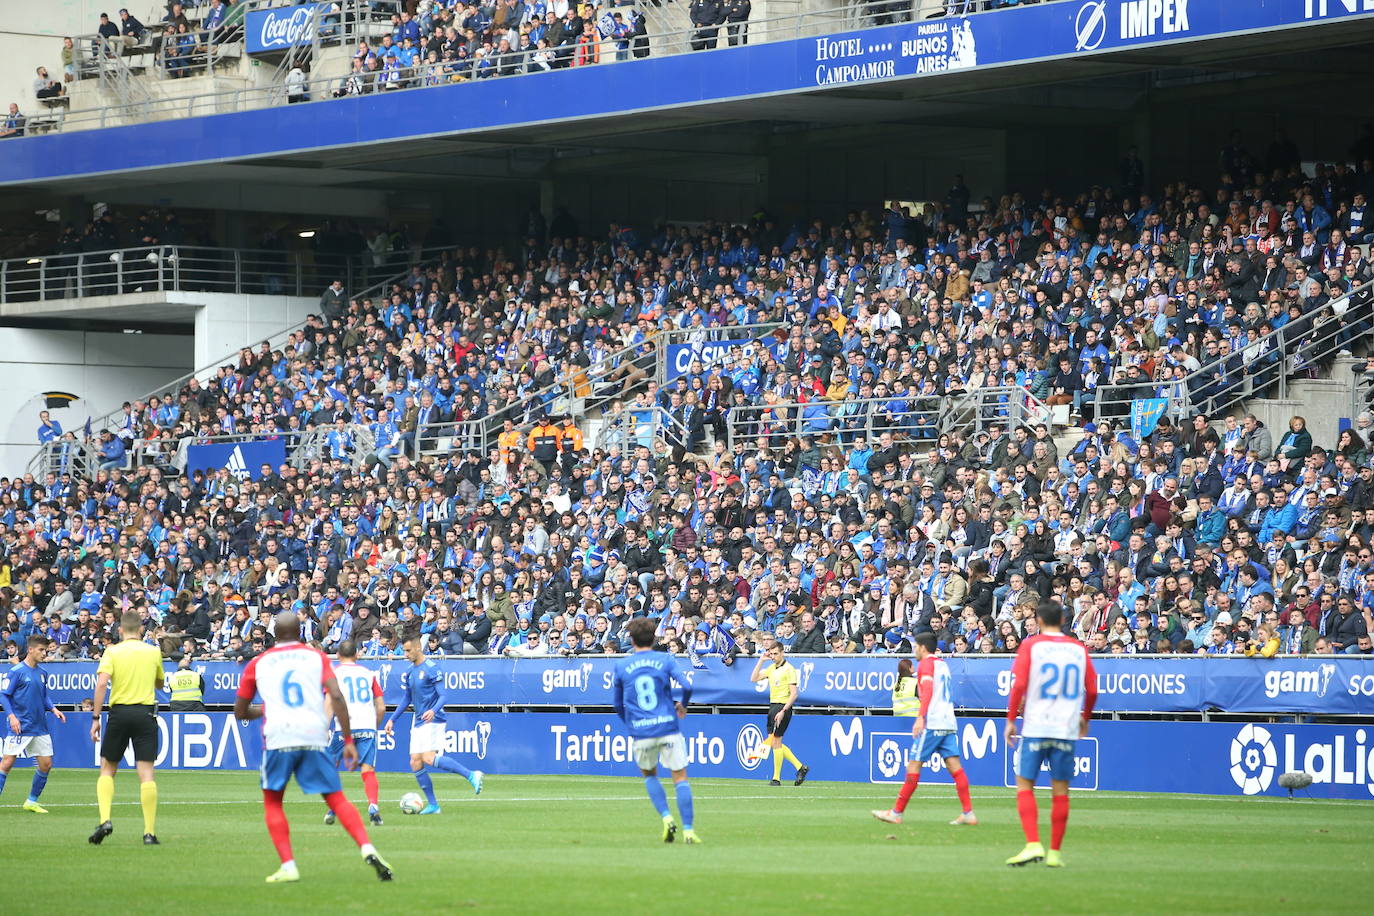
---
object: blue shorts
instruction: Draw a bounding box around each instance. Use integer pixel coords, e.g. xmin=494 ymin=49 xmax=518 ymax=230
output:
xmin=260 ymin=748 xmax=343 ymax=795
xmin=912 ymin=730 xmax=959 ymax=763
xmin=327 ymin=731 xmax=378 ymax=769
xmin=1015 ymin=738 xmax=1076 ymax=783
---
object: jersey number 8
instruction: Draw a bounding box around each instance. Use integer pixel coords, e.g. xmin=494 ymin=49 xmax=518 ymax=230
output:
xmin=634 ymin=675 xmax=658 ymax=711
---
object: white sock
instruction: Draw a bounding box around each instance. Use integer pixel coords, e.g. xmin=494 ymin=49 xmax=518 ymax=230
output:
xmin=360 ymin=843 xmax=377 ymax=858
xmin=280 ymin=859 xmax=297 ymax=872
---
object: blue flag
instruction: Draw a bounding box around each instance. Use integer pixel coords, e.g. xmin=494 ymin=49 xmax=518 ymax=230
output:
xmin=83 ymin=416 xmax=92 ymax=439
xmin=1130 ymin=398 xmax=1167 ymax=441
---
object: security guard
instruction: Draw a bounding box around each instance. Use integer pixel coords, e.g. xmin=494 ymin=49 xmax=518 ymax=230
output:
xmin=526 ymin=414 xmax=561 ymax=475
xmin=90 ymin=610 xmax=164 ymax=846
xmin=558 ymin=415 xmax=584 ymax=456
xmin=165 ymin=656 xmax=206 ymax=712
xmin=892 ymin=660 xmax=921 ymax=717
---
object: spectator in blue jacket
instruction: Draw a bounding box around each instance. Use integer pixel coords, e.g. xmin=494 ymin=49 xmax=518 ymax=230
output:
xmin=96 ymin=430 xmax=126 ymax=470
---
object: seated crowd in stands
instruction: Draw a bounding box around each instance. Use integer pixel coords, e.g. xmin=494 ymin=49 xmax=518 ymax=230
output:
xmin=7 ymin=132 xmax=1374 ymax=665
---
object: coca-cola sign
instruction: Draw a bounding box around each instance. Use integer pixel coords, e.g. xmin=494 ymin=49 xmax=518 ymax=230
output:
xmin=246 ymin=2 xmax=326 ymax=54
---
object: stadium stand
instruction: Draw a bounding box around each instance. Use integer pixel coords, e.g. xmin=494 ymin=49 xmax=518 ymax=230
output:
xmin=27 ymin=0 xmax=1063 ymax=133
xmin=5 ymin=123 xmax=1374 ymax=667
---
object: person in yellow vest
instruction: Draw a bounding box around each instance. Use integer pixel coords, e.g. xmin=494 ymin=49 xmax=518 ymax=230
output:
xmin=89 ymin=610 xmax=164 ymax=846
xmin=166 ymin=656 xmax=205 ymax=712
xmin=747 ymin=640 xmax=809 ymax=787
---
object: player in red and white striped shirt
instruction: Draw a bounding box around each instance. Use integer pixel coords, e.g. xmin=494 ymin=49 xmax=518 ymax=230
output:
xmin=1004 ymin=601 xmax=1097 ymax=868
xmin=871 ymin=633 xmax=976 ymax=826
xmin=234 ymin=612 xmax=393 ymax=885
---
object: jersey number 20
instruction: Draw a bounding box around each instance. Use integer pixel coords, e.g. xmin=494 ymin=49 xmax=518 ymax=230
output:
xmin=1036 ymin=662 xmax=1082 ymax=700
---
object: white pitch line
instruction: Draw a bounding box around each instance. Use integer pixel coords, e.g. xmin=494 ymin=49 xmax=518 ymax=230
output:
xmin=20 ymin=792 xmax=1374 ymax=809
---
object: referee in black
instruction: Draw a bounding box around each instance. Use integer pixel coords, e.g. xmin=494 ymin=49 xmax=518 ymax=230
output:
xmin=90 ymin=610 xmax=165 ymax=846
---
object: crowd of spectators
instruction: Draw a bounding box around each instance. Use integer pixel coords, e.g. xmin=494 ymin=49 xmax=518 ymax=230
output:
xmin=7 ymin=133 xmax=1374 ymax=668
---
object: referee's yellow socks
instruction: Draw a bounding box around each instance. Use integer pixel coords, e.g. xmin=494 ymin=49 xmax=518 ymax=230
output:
xmin=772 ymin=750 xmax=784 ymax=781
xmin=96 ymin=774 xmax=115 ymax=823
xmin=779 ymin=745 xmax=802 ymax=770
xmin=141 ymin=781 xmax=158 ymax=835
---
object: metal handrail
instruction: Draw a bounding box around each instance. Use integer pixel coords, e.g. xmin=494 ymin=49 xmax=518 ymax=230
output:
xmin=0 ymin=243 xmax=369 ymax=304
xmin=723 ymin=384 xmax=1047 ymax=449
xmin=63 ymin=245 xmax=453 ymax=436
xmin=27 ymin=0 xmax=998 ymax=135
xmin=1091 ymin=280 xmax=1374 ymax=425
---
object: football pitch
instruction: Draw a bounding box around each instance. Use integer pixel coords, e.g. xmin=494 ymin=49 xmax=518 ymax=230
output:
xmin=7 ymin=771 xmax=1371 ymax=914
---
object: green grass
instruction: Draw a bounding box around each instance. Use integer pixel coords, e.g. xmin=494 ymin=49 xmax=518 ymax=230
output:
xmin=4 ymin=771 xmax=1371 ymax=914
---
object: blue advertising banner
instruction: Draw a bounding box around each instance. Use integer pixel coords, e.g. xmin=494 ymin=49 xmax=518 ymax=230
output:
xmin=15 ymin=656 xmax=1374 ymax=715
xmin=183 ymin=437 xmax=287 ymax=481
xmin=665 ymin=337 xmax=779 ymax=380
xmin=26 ymin=712 xmax=1374 ymax=800
xmin=245 ymin=3 xmax=332 ymax=55
xmin=6 ymin=1 xmax=1373 ymax=184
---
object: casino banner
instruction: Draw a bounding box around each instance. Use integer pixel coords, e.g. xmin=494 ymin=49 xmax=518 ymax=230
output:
xmin=28 ymin=712 xmax=1374 ymax=800
xmin=13 ymin=656 xmax=1374 ymax=716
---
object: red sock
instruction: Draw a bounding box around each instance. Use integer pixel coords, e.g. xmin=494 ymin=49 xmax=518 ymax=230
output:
xmin=262 ymin=789 xmax=294 ymax=864
xmin=1016 ymin=789 xmax=1040 ymax=844
xmin=361 ymin=770 xmax=380 ymax=808
xmin=324 ymin=791 xmax=370 ymax=848
xmin=893 ymin=772 xmax=921 ymax=813
xmin=952 ymin=768 xmax=972 ymax=814
xmin=1051 ymin=794 xmax=1070 ymax=851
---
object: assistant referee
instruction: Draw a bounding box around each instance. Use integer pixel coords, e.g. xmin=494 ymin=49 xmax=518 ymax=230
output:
xmin=89 ymin=610 xmax=164 ymax=846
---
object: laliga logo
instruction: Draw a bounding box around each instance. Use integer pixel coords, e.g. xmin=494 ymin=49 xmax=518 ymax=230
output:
xmin=258 ymin=6 xmax=316 ymax=49
xmin=1230 ymin=724 xmax=1277 ymax=795
xmin=736 ymin=724 xmax=765 ymax=770
xmin=875 ymin=738 xmax=905 ymax=780
xmin=1074 ymin=1 xmax=1108 ymax=51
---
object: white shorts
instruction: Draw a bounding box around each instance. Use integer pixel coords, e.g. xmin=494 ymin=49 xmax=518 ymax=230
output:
xmin=2 ymin=735 xmax=54 ymax=758
xmin=409 ymin=721 xmax=447 ymax=756
xmin=633 ymin=733 xmax=688 ymax=772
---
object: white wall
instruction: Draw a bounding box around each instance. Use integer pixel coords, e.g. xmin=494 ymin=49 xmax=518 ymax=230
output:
xmin=0 ymin=0 xmax=111 ymax=114
xmin=0 ymin=326 xmax=193 ymax=476
xmin=191 ymin=292 xmax=317 ymax=367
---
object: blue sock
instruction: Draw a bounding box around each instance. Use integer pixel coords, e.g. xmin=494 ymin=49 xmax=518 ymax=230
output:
xmin=644 ymin=777 xmax=670 ymax=819
xmin=675 ymin=780 xmax=694 ymax=831
xmin=28 ymin=771 xmax=48 ymax=803
xmin=415 ymin=768 xmax=437 ymax=807
xmin=431 ymin=754 xmax=472 ymax=780
xmin=0 ymin=772 xmax=7 ymax=797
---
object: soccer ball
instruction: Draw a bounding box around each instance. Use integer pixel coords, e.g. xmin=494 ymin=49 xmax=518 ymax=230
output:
xmin=399 ymin=792 xmax=425 ymax=815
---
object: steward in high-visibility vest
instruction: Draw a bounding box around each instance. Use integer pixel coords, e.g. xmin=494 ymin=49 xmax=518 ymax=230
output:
xmin=166 ymin=657 xmax=206 ymax=712
xmin=893 ymin=671 xmax=921 ymax=717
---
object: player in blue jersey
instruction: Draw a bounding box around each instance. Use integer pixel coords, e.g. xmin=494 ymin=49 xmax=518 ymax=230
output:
xmin=612 ymin=618 xmax=699 ymax=844
xmin=0 ymin=635 xmax=67 ymax=813
xmin=382 ymin=635 xmax=483 ymax=815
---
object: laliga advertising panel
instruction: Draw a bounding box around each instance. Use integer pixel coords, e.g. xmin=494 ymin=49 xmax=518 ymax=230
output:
xmin=31 ymin=712 xmax=1374 ymax=800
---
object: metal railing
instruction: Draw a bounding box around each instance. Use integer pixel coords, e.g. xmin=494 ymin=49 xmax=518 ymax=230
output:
xmin=57 ymin=246 xmax=452 ymax=439
xmin=722 ymin=384 xmax=1049 ymax=449
xmin=28 ymin=423 xmax=379 ymax=480
xmin=1093 ymin=280 xmax=1374 ymax=425
xmin=593 ymin=403 xmax=692 ymax=455
xmin=414 ymin=416 xmax=492 ymax=459
xmin=28 ymin=0 xmax=1000 ymax=134
xmin=0 ymin=244 xmax=378 ymax=304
